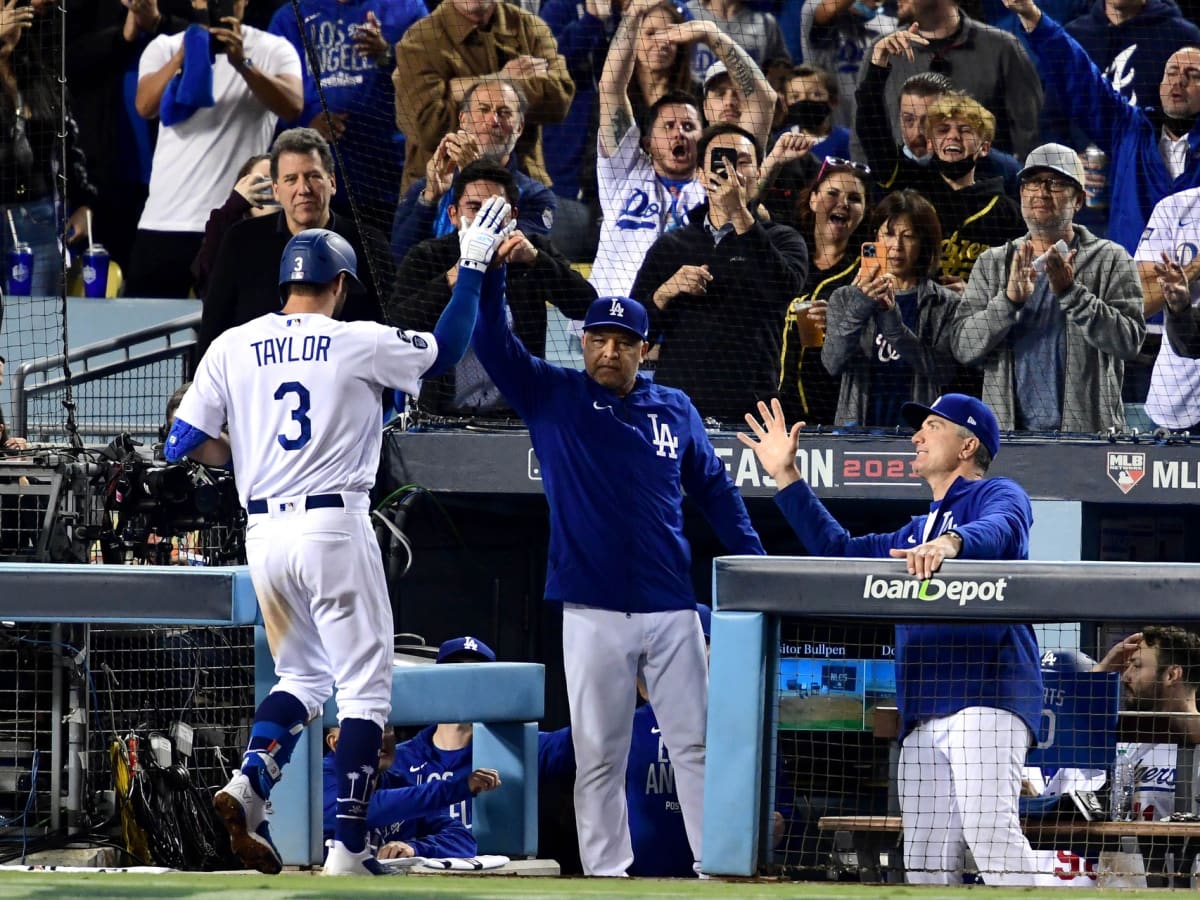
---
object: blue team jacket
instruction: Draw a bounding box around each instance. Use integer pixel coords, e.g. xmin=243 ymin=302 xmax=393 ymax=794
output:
xmin=1026 ymin=13 xmax=1200 ymax=253
xmin=471 ymin=272 xmax=765 ymax=613
xmin=775 ymin=475 xmax=1043 ymax=739
xmin=321 ymin=750 xmax=475 ymax=858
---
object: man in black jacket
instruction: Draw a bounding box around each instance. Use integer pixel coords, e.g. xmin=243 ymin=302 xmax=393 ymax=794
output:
xmin=631 ymin=124 xmax=809 ymax=424
xmin=198 ymin=128 xmax=389 ymax=358
xmin=391 ymin=161 xmax=596 ymax=418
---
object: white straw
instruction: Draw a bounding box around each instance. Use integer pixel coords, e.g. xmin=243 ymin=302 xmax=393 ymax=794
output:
xmin=86 ymin=208 xmax=94 ymax=249
xmin=6 ymin=209 xmax=17 ymax=246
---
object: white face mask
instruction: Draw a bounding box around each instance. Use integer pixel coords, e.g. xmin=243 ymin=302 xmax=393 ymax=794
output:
xmin=903 ymin=144 xmax=933 ymax=166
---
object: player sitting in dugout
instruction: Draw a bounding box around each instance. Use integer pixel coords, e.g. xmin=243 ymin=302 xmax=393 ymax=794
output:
xmin=321 ymin=725 xmax=501 ymax=862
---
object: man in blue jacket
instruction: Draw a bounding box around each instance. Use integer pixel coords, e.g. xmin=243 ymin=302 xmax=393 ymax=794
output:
xmin=472 ymin=286 xmax=765 ymax=877
xmin=740 ymin=393 xmax=1044 ymax=885
xmin=1003 ymin=0 xmax=1200 ymax=256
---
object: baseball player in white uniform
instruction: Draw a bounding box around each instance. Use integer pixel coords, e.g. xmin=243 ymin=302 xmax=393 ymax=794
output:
xmin=165 ymin=202 xmax=513 ymax=875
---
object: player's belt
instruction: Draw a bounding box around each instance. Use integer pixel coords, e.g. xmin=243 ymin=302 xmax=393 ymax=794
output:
xmin=246 ymin=493 xmax=346 ymax=515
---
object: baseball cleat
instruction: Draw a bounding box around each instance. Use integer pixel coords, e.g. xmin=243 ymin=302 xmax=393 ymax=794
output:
xmin=322 ymin=839 xmax=396 ymax=876
xmin=214 ymin=770 xmax=282 ymax=875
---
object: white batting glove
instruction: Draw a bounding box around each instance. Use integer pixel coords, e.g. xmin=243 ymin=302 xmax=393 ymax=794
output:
xmin=458 ymin=195 xmax=515 ymax=272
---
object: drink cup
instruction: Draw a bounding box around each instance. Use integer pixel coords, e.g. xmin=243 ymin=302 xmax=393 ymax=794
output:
xmin=793 ymin=298 xmax=826 ymax=349
xmin=7 ymin=242 xmax=33 ymax=295
xmin=1083 ymin=145 xmax=1109 ymax=211
xmin=81 ymin=244 xmax=110 ymax=298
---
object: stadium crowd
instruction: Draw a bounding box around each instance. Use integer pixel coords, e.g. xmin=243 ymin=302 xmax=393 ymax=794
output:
xmin=7 ymin=0 xmax=1200 ymax=438
xmin=11 ymin=0 xmax=1200 ymax=883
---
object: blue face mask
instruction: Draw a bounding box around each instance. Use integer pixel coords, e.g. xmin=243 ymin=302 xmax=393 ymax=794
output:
xmin=903 ymin=144 xmax=933 ymax=166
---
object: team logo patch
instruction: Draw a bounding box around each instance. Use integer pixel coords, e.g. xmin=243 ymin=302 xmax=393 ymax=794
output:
xmin=412 ymin=335 xmax=428 ymax=350
xmin=395 ymin=329 xmax=411 ymax=344
xmin=1106 ymin=451 xmax=1145 ymax=494
xmin=542 ymin=208 xmax=554 ymax=230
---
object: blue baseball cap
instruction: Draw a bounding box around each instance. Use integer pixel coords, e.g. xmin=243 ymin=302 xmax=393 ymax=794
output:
xmin=696 ymin=603 xmax=712 ymax=641
xmin=435 ymin=636 xmax=496 ymax=664
xmin=901 ymin=393 xmax=1001 ymax=459
xmin=583 ymin=297 xmax=649 ymax=341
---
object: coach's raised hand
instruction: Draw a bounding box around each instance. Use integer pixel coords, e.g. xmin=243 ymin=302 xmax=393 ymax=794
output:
xmin=458 ymin=195 xmax=516 ymax=272
xmin=739 ymin=399 xmax=804 ymax=490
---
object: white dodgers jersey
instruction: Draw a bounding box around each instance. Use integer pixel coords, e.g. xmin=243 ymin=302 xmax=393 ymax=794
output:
xmin=177 ymin=312 xmax=437 ymax=508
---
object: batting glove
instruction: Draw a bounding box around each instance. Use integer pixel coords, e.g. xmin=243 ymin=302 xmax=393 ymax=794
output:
xmin=458 ymin=195 xmax=515 ymax=272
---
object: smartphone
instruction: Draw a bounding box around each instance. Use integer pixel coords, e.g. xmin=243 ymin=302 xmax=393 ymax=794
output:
xmin=253 ymin=176 xmax=281 ymax=208
xmin=207 ymin=0 xmax=238 ymax=51
xmin=710 ymin=146 xmax=739 ymax=176
xmin=860 ymin=242 xmax=890 ymax=280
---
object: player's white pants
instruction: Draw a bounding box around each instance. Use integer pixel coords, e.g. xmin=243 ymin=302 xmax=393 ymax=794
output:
xmin=246 ymin=495 xmax=393 ymax=730
xmin=562 ymin=605 xmax=708 ymax=877
xmin=898 ymin=706 xmax=1039 ymax=886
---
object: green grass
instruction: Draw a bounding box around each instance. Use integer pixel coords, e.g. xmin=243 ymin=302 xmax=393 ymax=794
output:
xmin=0 ymin=872 xmax=1181 ymax=900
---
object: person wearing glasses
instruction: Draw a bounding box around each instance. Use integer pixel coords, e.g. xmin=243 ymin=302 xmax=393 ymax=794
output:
xmin=776 ymin=156 xmax=871 ymax=426
xmin=950 ymin=143 xmax=1145 ymax=434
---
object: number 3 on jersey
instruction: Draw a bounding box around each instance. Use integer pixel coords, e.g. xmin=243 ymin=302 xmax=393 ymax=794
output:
xmin=275 ymin=381 xmax=312 ymax=450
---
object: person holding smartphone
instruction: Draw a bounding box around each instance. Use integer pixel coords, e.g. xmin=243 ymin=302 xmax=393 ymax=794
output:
xmin=630 ymin=123 xmax=808 ymax=423
xmin=190 ymin=153 xmax=277 ymax=297
xmin=821 ymin=188 xmax=962 ymax=427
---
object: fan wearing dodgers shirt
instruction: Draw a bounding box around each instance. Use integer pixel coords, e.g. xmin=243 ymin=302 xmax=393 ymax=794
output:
xmin=742 ymin=393 xmax=1045 ymax=886
xmin=471 ymin=284 xmax=765 ymax=876
xmin=164 ymin=201 xmax=514 ymax=876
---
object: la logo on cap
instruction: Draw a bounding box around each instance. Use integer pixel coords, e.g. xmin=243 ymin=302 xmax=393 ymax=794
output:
xmin=608 ymin=299 xmax=625 ymax=318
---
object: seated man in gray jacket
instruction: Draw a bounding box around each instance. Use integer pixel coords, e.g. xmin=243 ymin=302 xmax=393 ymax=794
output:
xmin=950 ymin=143 xmax=1144 ymax=434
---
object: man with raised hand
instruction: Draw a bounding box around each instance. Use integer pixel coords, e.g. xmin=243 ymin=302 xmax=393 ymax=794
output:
xmin=741 ymin=393 xmax=1045 ymax=885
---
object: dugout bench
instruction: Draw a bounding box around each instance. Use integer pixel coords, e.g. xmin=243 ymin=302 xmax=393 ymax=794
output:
xmin=703 ymin=556 xmax=1200 ymax=878
xmin=0 ymin=563 xmax=544 ymax=867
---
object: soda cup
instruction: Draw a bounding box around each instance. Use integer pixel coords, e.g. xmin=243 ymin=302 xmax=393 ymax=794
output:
xmin=1083 ymin=145 xmax=1109 ymax=211
xmin=81 ymin=244 xmax=110 ymax=298
xmin=793 ymin=298 xmax=826 ymax=349
xmin=7 ymin=242 xmax=33 ymax=295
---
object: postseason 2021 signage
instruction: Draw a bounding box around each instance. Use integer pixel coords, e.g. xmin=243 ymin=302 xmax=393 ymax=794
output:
xmin=713 ymin=556 xmax=1200 ymax=623
xmin=383 ymin=430 xmax=1200 ymax=505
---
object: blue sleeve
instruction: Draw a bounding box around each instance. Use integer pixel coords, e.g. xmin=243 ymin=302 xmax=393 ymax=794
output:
xmin=539 ymin=2 xmax=609 ymax=73
xmin=425 ymin=266 xmax=484 ymax=378
xmin=321 ymin=754 xmax=337 ymax=839
xmin=538 ymin=727 xmax=576 ymax=781
xmin=408 ymin=814 xmax=477 ymax=859
xmin=1026 ymin=13 xmax=1143 ymax=154
xmin=954 ymin=479 xmax=1033 ymax=560
xmin=267 ymin=4 xmax=314 ymax=127
xmin=391 ymin=179 xmax=440 ymax=264
xmin=515 ymin=180 xmax=558 ymax=237
xmin=367 ymin=778 xmax=473 ymax=830
xmin=774 ymin=479 xmax=915 ymax=558
xmin=163 ymin=417 xmax=217 ymax=463
xmin=469 ymin=267 xmax=556 ymax=418
xmin=680 ymin=404 xmax=766 ymax=556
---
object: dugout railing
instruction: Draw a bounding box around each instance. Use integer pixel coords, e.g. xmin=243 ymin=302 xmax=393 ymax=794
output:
xmin=704 ymin=556 xmax=1200 ymax=881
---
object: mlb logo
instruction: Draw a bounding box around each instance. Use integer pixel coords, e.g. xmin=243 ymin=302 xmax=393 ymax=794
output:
xmin=1106 ymin=452 xmax=1145 ymax=494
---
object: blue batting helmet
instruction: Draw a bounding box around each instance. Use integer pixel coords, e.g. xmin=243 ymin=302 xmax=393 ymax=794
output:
xmin=278 ymin=228 xmax=363 ymax=301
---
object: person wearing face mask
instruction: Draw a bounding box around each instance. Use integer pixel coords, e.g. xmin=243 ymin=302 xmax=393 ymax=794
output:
xmin=858 ymin=70 xmax=1022 ymax=200
xmin=857 ymin=53 xmax=1024 ymax=294
xmin=776 ymin=158 xmax=870 ymax=426
xmin=756 ymin=64 xmax=849 ymax=225
xmin=822 ymin=189 xmax=962 ymax=427
xmin=800 ymin=0 xmax=898 ymax=131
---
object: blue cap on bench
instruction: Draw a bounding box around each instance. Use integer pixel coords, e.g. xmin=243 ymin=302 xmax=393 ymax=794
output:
xmin=437 ymin=635 xmax=496 ymax=664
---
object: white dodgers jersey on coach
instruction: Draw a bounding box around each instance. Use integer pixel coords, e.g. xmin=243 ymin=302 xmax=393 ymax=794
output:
xmin=178 ymin=313 xmax=436 ymax=509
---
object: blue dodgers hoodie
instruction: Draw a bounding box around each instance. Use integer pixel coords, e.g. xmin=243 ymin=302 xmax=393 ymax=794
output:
xmin=471 ymin=271 xmax=764 ymax=613
xmin=775 ymin=474 xmax=1043 ymax=739
xmin=1065 ymin=0 xmax=1200 ymax=113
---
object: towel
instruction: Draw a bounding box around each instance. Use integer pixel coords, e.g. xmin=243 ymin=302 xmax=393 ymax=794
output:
xmin=159 ymin=25 xmax=216 ymax=127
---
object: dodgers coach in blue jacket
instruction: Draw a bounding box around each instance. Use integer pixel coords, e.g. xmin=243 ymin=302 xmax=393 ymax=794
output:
xmin=741 ymin=393 xmax=1044 ymax=886
xmin=472 ymin=279 xmax=765 ymax=877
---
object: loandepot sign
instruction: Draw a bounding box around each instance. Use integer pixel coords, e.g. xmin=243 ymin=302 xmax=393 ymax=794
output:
xmin=863 ymin=574 xmax=1010 ymax=606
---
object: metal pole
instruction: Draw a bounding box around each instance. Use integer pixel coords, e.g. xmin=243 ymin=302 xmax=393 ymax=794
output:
xmin=49 ymin=624 xmax=62 ymax=834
